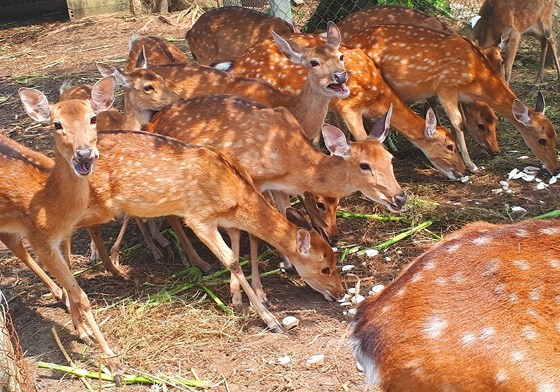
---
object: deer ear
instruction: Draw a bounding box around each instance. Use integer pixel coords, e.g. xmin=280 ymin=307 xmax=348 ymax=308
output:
xmin=96 ymin=63 xmax=128 ymax=87
xmin=368 ymin=103 xmax=392 ymax=143
xmin=535 ymin=91 xmax=545 ymax=113
xmin=286 ymin=207 xmax=312 ymax=230
xmin=295 ymin=228 xmax=311 ymax=256
xmin=512 ymin=99 xmax=531 ymax=125
xmin=19 ymin=88 xmax=51 ymax=123
xmin=272 ymin=31 xmax=305 ymax=64
xmin=326 ymin=21 xmax=341 ymax=49
xmin=90 ymin=76 xmax=116 ymax=114
xmin=424 ymin=107 xmax=437 ymax=140
xmin=136 ymin=45 xmax=148 ymax=69
xmin=322 ymin=123 xmax=350 ymax=158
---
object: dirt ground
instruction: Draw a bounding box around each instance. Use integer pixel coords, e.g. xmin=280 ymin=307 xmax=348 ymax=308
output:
xmin=0 ymin=8 xmax=559 ymax=392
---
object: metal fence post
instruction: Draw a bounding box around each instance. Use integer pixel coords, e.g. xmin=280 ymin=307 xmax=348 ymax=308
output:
xmin=270 ymin=0 xmax=293 ymax=25
xmin=223 ymin=0 xmax=242 ymax=6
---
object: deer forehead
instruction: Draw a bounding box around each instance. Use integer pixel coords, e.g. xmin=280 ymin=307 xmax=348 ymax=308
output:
xmin=51 ymin=100 xmax=95 ymax=121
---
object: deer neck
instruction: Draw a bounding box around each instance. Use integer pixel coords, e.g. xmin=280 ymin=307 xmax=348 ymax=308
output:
xmin=389 ymin=100 xmax=427 ymax=144
xmin=123 ymin=94 xmax=151 ymax=131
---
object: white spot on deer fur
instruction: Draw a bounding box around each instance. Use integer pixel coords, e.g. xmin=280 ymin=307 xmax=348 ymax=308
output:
xmin=460 ymin=333 xmax=476 ymax=347
xmin=513 ymin=260 xmax=530 ymax=270
xmin=435 ymin=277 xmax=447 ymax=285
xmin=556 ymin=296 xmax=560 ymax=305
xmin=529 ymin=289 xmax=541 ymax=301
xmin=472 ymin=236 xmax=491 ymax=245
xmin=522 ymin=326 xmax=537 ymax=340
xmin=540 ymin=227 xmax=560 ymax=235
xmin=556 ymin=322 xmax=560 ymax=333
xmin=423 ymin=261 xmax=436 ymax=270
xmin=495 ymin=283 xmax=506 ymax=295
xmin=537 ymin=383 xmax=556 ymax=392
xmin=511 ymin=351 xmax=525 ymax=362
xmin=411 ymin=273 xmax=423 ymax=283
xmin=509 ymin=293 xmax=518 ymax=302
xmin=484 ymin=259 xmax=500 ymax=275
xmin=550 ymin=259 xmax=560 ymax=268
xmin=480 ymin=327 xmax=495 ymax=340
xmin=495 ymin=369 xmax=508 ymax=384
xmin=527 ymin=308 xmax=540 ymax=319
xmin=423 ymin=314 xmax=448 ymax=339
xmin=446 ymin=242 xmax=461 ymax=253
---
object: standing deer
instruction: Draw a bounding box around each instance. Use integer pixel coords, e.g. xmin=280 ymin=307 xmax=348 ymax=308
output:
xmin=351 ymin=218 xmax=560 ymax=391
xmin=473 ymin=0 xmax=560 ymax=84
xmin=346 ymin=24 xmax=559 ymax=174
xmin=143 ymin=95 xmax=405 ymax=304
xmin=8 ymin=77 xmax=124 ymax=379
xmin=186 ymin=6 xmax=295 ymax=66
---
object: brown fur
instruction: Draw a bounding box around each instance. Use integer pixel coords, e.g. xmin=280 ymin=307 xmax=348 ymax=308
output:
xmin=126 ymin=35 xmax=188 ymax=72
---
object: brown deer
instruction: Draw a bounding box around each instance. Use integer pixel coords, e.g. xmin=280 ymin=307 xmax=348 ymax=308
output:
xmin=186 ymin=6 xmax=295 ymax=66
xmin=473 ymin=0 xmax=560 ymax=84
xmin=336 ymin=4 xmax=502 ymax=157
xmin=9 ymin=77 xmax=123 ymax=379
xmin=14 ymin=96 xmax=345 ymax=337
xmin=346 ymin=24 xmax=559 ymax=174
xmin=143 ymin=95 xmax=405 ymax=304
xmin=100 ymin=21 xmax=348 ymax=143
xmin=126 ymin=35 xmax=188 ymax=72
xmin=351 ymin=218 xmax=560 ymax=391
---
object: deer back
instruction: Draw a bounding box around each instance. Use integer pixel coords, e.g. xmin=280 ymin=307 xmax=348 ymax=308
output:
xmin=126 ymin=35 xmax=188 ymax=73
xmin=351 ymin=219 xmax=560 ymax=391
xmin=186 ymin=6 xmax=295 ymax=66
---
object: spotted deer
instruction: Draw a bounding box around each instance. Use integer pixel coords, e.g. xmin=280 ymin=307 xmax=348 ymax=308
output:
xmin=15 ymin=97 xmax=345 ymax=337
xmin=351 ymin=218 xmax=560 ymax=391
xmin=126 ymin=35 xmax=188 ymax=73
xmin=473 ymin=0 xmax=560 ymax=84
xmin=186 ymin=6 xmax=295 ymax=66
xmin=8 ymin=77 xmax=124 ymax=379
xmin=335 ymin=4 xmax=502 ymax=156
xmin=346 ymin=24 xmax=559 ymax=174
xmin=143 ymin=95 xmax=406 ymax=304
xmin=99 ymin=21 xmax=348 ymax=142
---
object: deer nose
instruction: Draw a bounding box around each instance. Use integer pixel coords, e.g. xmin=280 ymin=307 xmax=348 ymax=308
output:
xmin=395 ymin=192 xmax=407 ymax=209
xmin=76 ymin=148 xmax=94 ymax=163
xmin=334 ymin=71 xmax=347 ymax=84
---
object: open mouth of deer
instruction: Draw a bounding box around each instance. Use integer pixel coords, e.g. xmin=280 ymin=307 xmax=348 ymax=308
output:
xmin=327 ymin=82 xmax=349 ymax=97
xmin=71 ymin=156 xmax=96 ymax=176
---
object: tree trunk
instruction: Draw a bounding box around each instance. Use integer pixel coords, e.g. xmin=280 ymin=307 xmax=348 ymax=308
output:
xmin=129 ymin=0 xmax=143 ymax=16
xmin=160 ymin=0 xmax=169 ymax=14
xmin=303 ymin=0 xmax=378 ymax=32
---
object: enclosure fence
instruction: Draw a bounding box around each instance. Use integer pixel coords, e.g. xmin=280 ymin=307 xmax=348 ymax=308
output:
xmin=0 ymin=291 xmax=34 ymax=392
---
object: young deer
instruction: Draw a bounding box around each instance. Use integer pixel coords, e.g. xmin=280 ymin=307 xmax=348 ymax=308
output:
xmin=9 ymin=77 xmax=123 ymax=378
xmin=473 ymin=0 xmax=560 ymax=84
xmin=99 ymin=21 xmax=349 ymax=142
xmin=351 ymin=218 xmax=560 ymax=391
xmin=334 ymin=4 xmax=502 ymax=157
xmin=346 ymin=24 xmax=559 ymax=174
xmin=186 ymin=6 xmax=295 ymax=66
xmin=228 ymin=34 xmax=467 ymax=181
xmin=143 ymin=95 xmax=405 ymax=304
xmin=126 ymin=35 xmax=188 ymax=73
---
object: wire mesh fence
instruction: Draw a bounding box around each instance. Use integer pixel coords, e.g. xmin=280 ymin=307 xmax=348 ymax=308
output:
xmin=0 ymin=291 xmax=34 ymax=392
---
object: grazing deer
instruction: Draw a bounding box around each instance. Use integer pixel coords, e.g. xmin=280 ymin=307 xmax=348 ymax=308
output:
xmin=8 ymin=77 xmax=124 ymax=379
xmin=351 ymin=218 xmax=560 ymax=391
xmin=143 ymin=95 xmax=405 ymax=304
xmin=473 ymin=0 xmax=560 ymax=84
xmin=186 ymin=6 xmax=295 ymax=66
xmin=335 ymin=4 xmax=502 ymax=157
xmin=126 ymin=35 xmax=188 ymax=72
xmin=346 ymin=24 xmax=559 ymax=174
xmin=100 ymin=21 xmax=348 ymax=142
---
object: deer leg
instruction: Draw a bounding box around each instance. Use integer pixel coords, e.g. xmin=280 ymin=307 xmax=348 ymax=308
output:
xmin=270 ymin=191 xmax=298 ymax=272
xmin=88 ymin=237 xmax=100 ymax=265
xmin=440 ymin=97 xmax=477 ymax=173
xmin=166 ymin=215 xmax=213 ymax=272
xmin=30 ymin=239 xmax=123 ymax=380
xmin=535 ymin=37 xmax=549 ymax=84
xmin=0 ymin=233 xmax=67 ymax=307
xmin=135 ymin=218 xmax=163 ymax=260
xmin=332 ymin=106 xmax=368 ymax=141
xmin=189 ymin=222 xmax=283 ymax=332
xmin=545 ymin=33 xmax=560 ymax=83
xmin=86 ymin=226 xmax=124 ymax=278
xmin=503 ymin=29 xmax=521 ymax=83
xmin=249 ymin=233 xmax=268 ymax=305
xmin=109 ymin=215 xmax=130 ymax=266
xmin=148 ymin=219 xmax=170 ymax=248
xmin=225 ymin=228 xmax=243 ymax=306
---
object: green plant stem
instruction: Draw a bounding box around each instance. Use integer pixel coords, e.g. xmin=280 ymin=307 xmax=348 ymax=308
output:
xmin=336 ymin=211 xmax=407 ymax=222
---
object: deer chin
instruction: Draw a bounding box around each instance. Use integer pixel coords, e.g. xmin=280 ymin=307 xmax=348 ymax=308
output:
xmin=326 ymin=82 xmax=350 ymax=98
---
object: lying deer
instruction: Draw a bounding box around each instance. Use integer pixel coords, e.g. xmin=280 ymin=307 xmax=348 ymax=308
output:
xmin=345 ymin=24 xmax=559 ymax=174
xmin=336 ymin=4 xmax=502 ymax=157
xmin=18 ymin=83 xmax=345 ymax=336
xmin=126 ymin=35 xmax=188 ymax=72
xmin=9 ymin=76 xmax=123 ymax=379
xmin=351 ymin=218 xmax=560 ymax=391
xmin=143 ymin=95 xmax=406 ymax=305
xmin=186 ymin=6 xmax=295 ymax=66
xmin=473 ymin=0 xmax=560 ymax=84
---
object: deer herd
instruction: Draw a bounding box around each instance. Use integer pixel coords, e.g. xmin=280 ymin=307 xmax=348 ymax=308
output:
xmin=1 ymin=1 xmax=559 ymax=389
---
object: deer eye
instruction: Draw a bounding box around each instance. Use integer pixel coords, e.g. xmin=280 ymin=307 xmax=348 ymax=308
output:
xmin=90 ymin=116 xmax=97 ymax=125
xmin=447 ymin=144 xmax=454 ymax=152
xmin=360 ymin=163 xmax=371 ymax=171
xmin=143 ymin=84 xmax=154 ymax=92
xmin=310 ymin=60 xmax=319 ymax=67
xmin=316 ymin=202 xmax=326 ymax=212
xmin=539 ymin=138 xmax=547 ymax=146
xmin=340 ymin=54 xmax=344 ymax=61
xmin=321 ymin=267 xmax=331 ymax=275
xmin=53 ymin=121 xmax=62 ymax=130
xmin=477 ymin=124 xmax=486 ymax=132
